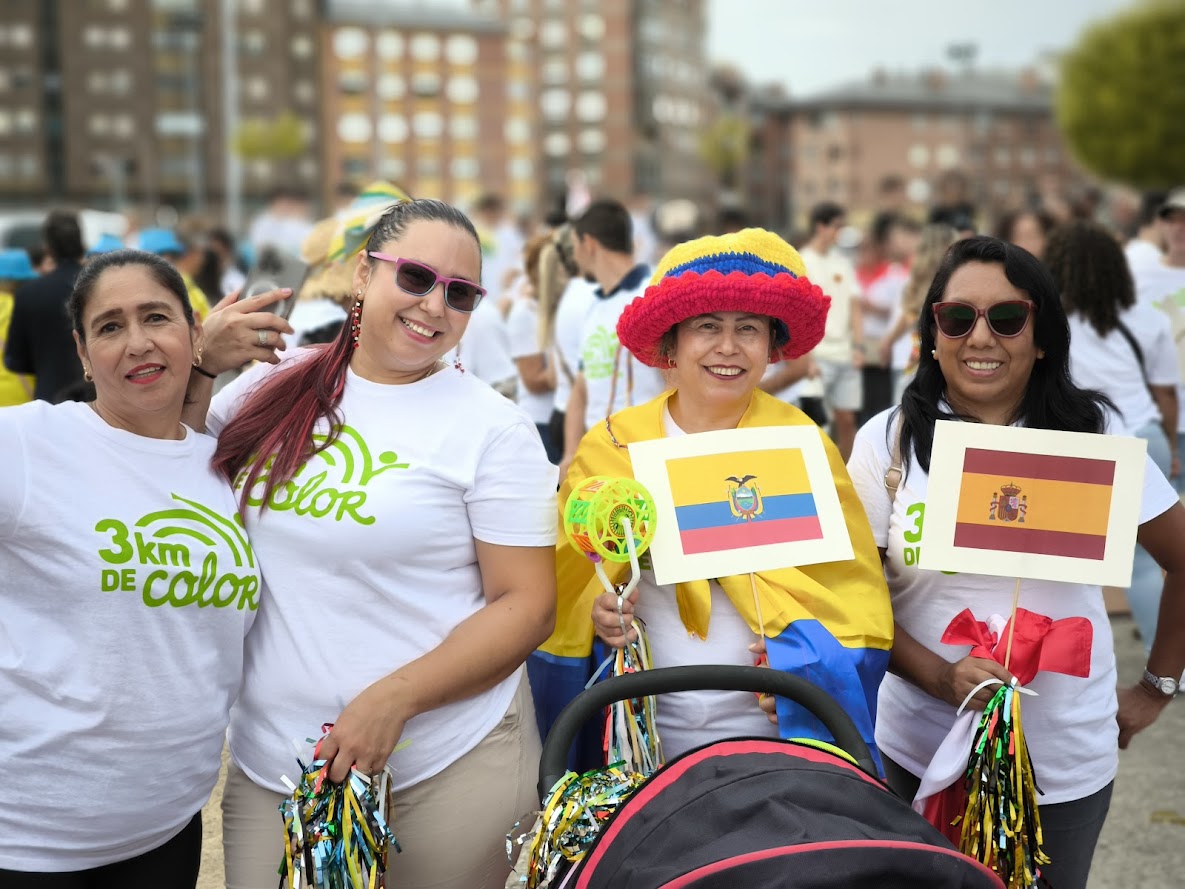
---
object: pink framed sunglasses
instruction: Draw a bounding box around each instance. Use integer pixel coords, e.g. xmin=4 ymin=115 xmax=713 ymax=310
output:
xmin=931 ymin=300 xmax=1034 ymax=339
xmin=366 ymin=252 xmax=486 ymax=313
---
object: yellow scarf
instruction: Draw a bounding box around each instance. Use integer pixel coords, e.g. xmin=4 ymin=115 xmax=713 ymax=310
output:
xmin=544 ymin=388 xmax=893 ymax=659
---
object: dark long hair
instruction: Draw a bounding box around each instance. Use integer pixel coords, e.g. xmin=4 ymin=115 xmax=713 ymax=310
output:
xmin=211 ymin=199 xmax=481 ymax=514
xmin=895 ymin=235 xmax=1111 ymax=476
xmin=1045 ymin=220 xmax=1135 ymax=336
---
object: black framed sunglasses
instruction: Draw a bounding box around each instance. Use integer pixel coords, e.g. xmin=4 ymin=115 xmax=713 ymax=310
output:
xmin=931 ymin=300 xmax=1034 ymax=339
xmin=366 ymin=252 xmax=486 ymax=313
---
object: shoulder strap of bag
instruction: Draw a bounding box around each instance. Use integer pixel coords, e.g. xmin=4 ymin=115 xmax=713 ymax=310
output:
xmin=1114 ymin=318 xmax=1152 ymax=391
xmin=883 ymin=418 xmax=904 ymax=500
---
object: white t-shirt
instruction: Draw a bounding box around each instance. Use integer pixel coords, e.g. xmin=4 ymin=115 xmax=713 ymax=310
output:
xmin=1068 ymin=304 xmax=1179 ymax=433
xmin=848 ymin=407 xmax=1178 ymax=804
xmin=1134 ymin=261 xmax=1185 ymax=432
xmin=632 ymin=406 xmax=780 ymax=757
xmin=862 ymin=263 xmax=908 ymax=345
xmin=443 ymin=298 xmax=517 ymax=391
xmin=883 ymin=278 xmax=916 ymax=372
xmin=799 ymin=245 xmax=859 ymax=363
xmin=579 ymin=265 xmax=667 ymax=430
xmin=208 ymin=356 xmax=557 ymax=793
xmin=0 ymin=401 xmax=258 ymax=870
xmin=1124 ymin=239 xmax=1163 ymax=276
xmin=507 ymin=295 xmax=554 ymax=424
xmin=552 ymin=276 xmax=597 ymax=414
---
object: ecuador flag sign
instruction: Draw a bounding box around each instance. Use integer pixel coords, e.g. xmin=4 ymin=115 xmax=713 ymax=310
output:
xmin=630 ymin=426 xmax=853 ymax=585
xmin=920 ymin=421 xmax=1148 ymax=586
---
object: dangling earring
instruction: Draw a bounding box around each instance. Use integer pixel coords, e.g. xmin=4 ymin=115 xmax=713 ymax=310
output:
xmin=351 ymin=294 xmax=363 ymax=348
xmin=192 ymin=344 xmax=205 ymax=368
xmin=930 ymin=349 xmax=937 ymax=359
xmin=452 ymin=342 xmax=465 ymax=373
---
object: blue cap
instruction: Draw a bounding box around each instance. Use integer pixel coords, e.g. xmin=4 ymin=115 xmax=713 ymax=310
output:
xmin=0 ymin=248 xmax=37 ymax=281
xmin=138 ymin=228 xmax=185 ymax=255
xmin=87 ymin=233 xmax=125 ymax=256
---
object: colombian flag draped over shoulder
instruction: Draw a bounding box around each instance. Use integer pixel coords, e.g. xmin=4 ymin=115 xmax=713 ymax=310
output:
xmin=528 ymin=389 xmax=894 ymax=770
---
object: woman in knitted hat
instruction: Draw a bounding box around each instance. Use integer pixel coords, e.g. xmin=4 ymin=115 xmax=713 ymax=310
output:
xmin=530 ymin=228 xmax=893 ymax=766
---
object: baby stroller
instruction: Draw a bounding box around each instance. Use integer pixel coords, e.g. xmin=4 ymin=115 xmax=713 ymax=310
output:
xmin=536 ymin=665 xmax=1004 ymax=889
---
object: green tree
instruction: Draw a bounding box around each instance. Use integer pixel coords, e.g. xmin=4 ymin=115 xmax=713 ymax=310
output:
xmin=1056 ymin=0 xmax=1185 ymax=189
xmin=233 ymin=112 xmax=306 ymax=162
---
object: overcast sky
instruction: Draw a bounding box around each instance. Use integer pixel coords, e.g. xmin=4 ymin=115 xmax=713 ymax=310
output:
xmin=705 ymin=0 xmax=1139 ymax=96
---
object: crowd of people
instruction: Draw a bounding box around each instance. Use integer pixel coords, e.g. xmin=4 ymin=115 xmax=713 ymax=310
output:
xmin=2 ymin=180 xmax=1184 ymax=889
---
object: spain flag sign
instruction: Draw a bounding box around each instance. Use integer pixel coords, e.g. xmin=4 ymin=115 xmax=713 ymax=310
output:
xmin=630 ymin=426 xmax=854 ymax=586
xmin=920 ymin=421 xmax=1148 ymax=586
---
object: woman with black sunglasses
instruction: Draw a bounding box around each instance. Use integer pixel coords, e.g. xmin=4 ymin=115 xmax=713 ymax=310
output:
xmin=846 ymin=236 xmax=1185 ymax=889
xmin=185 ymin=198 xmax=557 ymax=889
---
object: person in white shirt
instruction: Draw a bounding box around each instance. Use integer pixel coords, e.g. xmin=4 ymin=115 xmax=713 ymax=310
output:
xmin=560 ymin=199 xmax=667 ymax=476
xmin=1122 ymin=190 xmax=1167 ymax=276
xmin=1133 ymin=188 xmax=1185 ymax=492
xmin=1048 ymin=221 xmax=1180 ymax=654
xmin=544 ymin=226 xmax=597 ymax=460
xmin=791 ymin=202 xmax=865 ymax=460
xmin=847 ymin=236 xmax=1185 ymax=889
xmin=188 ymin=199 xmax=557 ymax=889
xmin=0 ymin=249 xmax=259 ymax=886
xmin=507 ymin=233 xmax=561 ymax=462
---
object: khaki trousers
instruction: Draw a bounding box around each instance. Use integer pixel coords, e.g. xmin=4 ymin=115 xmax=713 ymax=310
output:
xmin=222 ymin=676 xmax=541 ymax=889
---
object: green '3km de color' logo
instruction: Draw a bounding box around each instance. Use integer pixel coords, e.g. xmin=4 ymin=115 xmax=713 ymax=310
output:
xmin=234 ymin=423 xmax=410 ymax=525
xmin=95 ymin=494 xmax=259 ymax=610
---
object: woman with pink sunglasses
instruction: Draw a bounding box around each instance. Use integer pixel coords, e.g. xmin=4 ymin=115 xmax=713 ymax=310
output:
xmin=845 ymin=236 xmax=1185 ymax=889
xmin=187 ymin=198 xmax=557 ymax=889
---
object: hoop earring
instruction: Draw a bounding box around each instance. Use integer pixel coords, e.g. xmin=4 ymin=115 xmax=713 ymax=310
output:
xmin=192 ymin=344 xmax=205 ymax=368
xmin=83 ymin=368 xmax=93 ymax=382
xmin=668 ymin=357 xmax=677 ymax=369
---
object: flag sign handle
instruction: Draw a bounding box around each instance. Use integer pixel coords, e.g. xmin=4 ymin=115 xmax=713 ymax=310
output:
xmin=1004 ymin=576 xmax=1022 ymax=671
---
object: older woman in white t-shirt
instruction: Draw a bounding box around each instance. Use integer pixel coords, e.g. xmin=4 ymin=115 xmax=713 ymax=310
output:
xmin=0 ymin=250 xmax=259 ymax=887
xmin=189 ymin=199 xmax=557 ymax=889
xmin=847 ymin=236 xmax=1185 ymax=889
xmin=1048 ymin=220 xmax=1181 ymax=655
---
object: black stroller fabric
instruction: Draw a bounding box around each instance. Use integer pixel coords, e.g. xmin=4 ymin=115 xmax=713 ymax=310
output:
xmin=566 ymin=738 xmax=1004 ymax=889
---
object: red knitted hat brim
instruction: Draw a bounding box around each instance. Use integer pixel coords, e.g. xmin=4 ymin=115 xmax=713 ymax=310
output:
xmin=616 ymin=269 xmax=831 ymax=368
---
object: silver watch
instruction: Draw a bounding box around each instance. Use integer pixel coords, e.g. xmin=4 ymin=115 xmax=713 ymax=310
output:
xmin=1142 ymin=669 xmax=1179 ymax=697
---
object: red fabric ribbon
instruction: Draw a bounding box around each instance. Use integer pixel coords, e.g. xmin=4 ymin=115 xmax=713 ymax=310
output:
xmin=940 ymin=607 xmax=1092 ymax=683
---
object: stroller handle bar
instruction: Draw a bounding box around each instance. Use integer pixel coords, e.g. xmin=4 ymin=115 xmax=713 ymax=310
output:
xmin=538 ymin=664 xmax=877 ymax=799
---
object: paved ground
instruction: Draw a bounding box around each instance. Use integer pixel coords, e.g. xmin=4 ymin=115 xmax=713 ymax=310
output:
xmin=197 ymin=614 xmax=1184 ymax=887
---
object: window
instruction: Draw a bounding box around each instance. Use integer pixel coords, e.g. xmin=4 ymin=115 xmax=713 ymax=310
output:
xmin=251 ymin=160 xmax=273 ymax=180
xmin=342 ymin=157 xmax=370 ymax=178
xmin=505 ymin=118 xmax=530 ymax=143
xmin=575 ymin=91 xmax=606 ymax=122
xmin=377 ymin=74 xmax=405 ymax=100
xmin=577 ymin=129 xmax=605 ymax=154
xmin=911 ymin=113 xmax=928 ymax=130
xmin=110 ymin=69 xmax=132 ymax=95
xmin=379 ymin=114 xmax=408 ymax=142
xmin=293 ymin=80 xmax=315 ymax=103
xmin=994 ymin=147 xmax=1010 ymax=167
xmin=416 ymin=155 xmax=441 ymax=176
xmin=412 ymin=72 xmax=441 ymax=97
xmin=375 ymin=31 xmax=403 ymax=60
xmin=539 ymin=21 xmax=567 ymax=49
xmin=242 ymin=29 xmax=265 ymax=54
xmin=540 ymin=89 xmax=570 ymax=121
xmin=445 ymin=35 xmax=478 ymax=65
xmin=337 ymin=112 xmax=372 ymax=143
xmin=18 ymin=154 xmax=37 ymax=178
xmin=0 ymin=154 xmax=11 ymax=178
xmin=338 ymin=70 xmax=367 ymax=94
xmin=451 ymin=157 xmax=480 ymax=179
xmin=1019 ymin=147 xmax=1036 ymax=168
xmin=299 ymin=158 xmax=317 ymax=180
xmin=542 ymin=58 xmax=568 ymax=85
xmin=510 ymin=18 xmax=535 ymax=41
xmin=508 ymin=157 xmax=533 ymax=180
xmin=413 ymin=111 xmax=443 ymax=139
xmin=89 ymin=113 xmax=111 ymax=136
xmin=291 ymin=35 xmax=313 ymax=58
xmin=84 ymin=26 xmax=106 ymax=49
xmin=450 ymin=115 xmax=478 ymax=140
xmin=410 ymin=33 xmax=440 ymax=61
xmin=446 ymin=76 xmax=478 ymax=104
xmin=380 ymin=156 xmax=406 ymax=180
xmin=9 ymin=24 xmax=33 ymax=48
xmin=507 ymin=79 xmax=529 ymax=102
xmin=88 ymin=71 xmax=109 ymax=93
xmin=241 ymin=0 xmax=265 ymax=13
xmin=575 ymin=52 xmax=604 ymax=81
xmin=908 ymin=144 xmax=929 ymax=168
xmin=108 ymin=0 xmax=130 ymax=10
xmin=936 ymin=144 xmax=960 ymax=169
xmin=245 ymin=76 xmax=269 ymax=101
xmin=543 ymin=132 xmax=570 ymax=157
xmin=13 ymin=108 xmax=35 ymax=134
xmin=333 ymin=28 xmax=367 ymax=59
xmin=112 ymin=114 xmax=134 ymax=138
